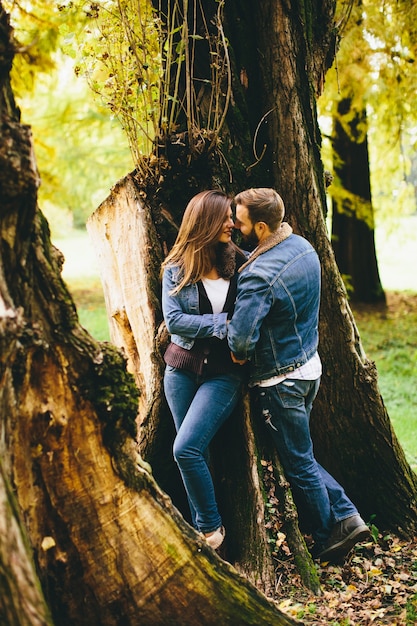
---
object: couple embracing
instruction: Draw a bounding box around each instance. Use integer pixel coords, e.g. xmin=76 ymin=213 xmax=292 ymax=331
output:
xmin=161 ymin=188 xmax=370 ymax=562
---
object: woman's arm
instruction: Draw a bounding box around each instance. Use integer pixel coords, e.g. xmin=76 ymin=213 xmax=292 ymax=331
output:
xmin=162 ymin=266 xmax=228 ymax=340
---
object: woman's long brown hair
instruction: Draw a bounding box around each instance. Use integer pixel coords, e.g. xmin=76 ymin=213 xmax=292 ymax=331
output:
xmin=161 ymin=190 xmax=232 ymax=294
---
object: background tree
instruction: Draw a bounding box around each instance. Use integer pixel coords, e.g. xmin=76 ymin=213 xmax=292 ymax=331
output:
xmin=319 ymin=0 xmax=417 ymax=302
xmin=331 ymin=96 xmax=385 ymax=304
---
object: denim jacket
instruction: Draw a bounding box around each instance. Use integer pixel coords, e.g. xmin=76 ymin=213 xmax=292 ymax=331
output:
xmin=227 ymin=233 xmax=320 ymax=384
xmin=162 ymin=265 xmax=229 ymax=350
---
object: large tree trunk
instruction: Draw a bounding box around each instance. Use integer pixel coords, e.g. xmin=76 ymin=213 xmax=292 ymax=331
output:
xmin=87 ymin=0 xmax=325 ymax=593
xmin=250 ymin=0 xmax=417 ymax=530
xmin=0 ymin=4 xmax=301 ymax=624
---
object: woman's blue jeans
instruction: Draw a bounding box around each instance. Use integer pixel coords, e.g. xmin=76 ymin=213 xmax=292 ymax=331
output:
xmin=164 ymin=365 xmax=242 ymax=534
xmin=258 ymin=378 xmax=358 ymax=545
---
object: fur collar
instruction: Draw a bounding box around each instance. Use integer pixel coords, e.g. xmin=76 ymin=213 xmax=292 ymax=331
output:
xmin=216 ymin=242 xmax=239 ymax=279
xmin=238 ymin=222 xmax=293 ymax=273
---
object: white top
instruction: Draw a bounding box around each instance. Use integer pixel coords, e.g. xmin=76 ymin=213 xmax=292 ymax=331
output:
xmin=201 ymin=277 xmax=229 ymax=313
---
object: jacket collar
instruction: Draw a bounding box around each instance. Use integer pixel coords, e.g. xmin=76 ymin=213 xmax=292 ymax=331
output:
xmin=238 ymin=222 xmax=293 ymax=273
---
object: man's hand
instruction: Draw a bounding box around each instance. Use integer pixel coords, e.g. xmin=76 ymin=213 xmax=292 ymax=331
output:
xmin=230 ymin=352 xmax=247 ymax=365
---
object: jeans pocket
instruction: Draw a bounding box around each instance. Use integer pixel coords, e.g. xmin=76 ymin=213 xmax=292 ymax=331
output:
xmin=276 ymin=379 xmax=307 ymax=409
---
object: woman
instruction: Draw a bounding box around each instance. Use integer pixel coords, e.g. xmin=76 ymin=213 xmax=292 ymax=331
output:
xmin=161 ymin=189 xmax=246 ymax=550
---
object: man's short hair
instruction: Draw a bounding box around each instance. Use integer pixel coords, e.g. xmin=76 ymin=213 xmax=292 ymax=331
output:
xmin=234 ymin=188 xmax=285 ymax=231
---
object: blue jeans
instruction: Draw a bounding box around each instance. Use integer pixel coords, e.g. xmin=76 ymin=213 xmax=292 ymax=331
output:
xmin=164 ymin=365 xmax=242 ymax=534
xmin=258 ymin=378 xmax=358 ymax=545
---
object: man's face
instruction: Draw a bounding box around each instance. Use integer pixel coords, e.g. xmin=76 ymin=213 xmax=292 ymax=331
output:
xmin=235 ymin=204 xmax=259 ymax=247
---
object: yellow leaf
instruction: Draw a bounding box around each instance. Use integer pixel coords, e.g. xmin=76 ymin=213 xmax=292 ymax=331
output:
xmin=275 ymin=532 xmax=286 ymax=547
xmin=369 ymin=567 xmax=383 ymax=577
xmin=278 ymin=599 xmax=293 ymax=609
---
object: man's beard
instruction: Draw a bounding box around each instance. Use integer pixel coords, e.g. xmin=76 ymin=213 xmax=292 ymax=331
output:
xmin=241 ymin=226 xmax=260 ymax=250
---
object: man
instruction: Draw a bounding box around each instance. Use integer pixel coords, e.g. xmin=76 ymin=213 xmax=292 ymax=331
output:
xmin=227 ymin=187 xmax=370 ymax=562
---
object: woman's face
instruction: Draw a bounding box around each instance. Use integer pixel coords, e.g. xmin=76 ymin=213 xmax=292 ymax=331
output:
xmin=217 ymin=207 xmax=235 ymax=244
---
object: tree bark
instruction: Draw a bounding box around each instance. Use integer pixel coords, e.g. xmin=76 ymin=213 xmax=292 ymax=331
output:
xmin=0 ymin=459 xmax=53 ymax=626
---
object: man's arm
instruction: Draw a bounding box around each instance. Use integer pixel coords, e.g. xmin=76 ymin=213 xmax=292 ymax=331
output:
xmin=227 ymin=272 xmax=273 ymax=361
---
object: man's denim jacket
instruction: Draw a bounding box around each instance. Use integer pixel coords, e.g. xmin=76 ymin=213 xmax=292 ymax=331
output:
xmin=227 ymin=233 xmax=320 ymax=385
xmin=162 ymin=265 xmax=228 ymax=350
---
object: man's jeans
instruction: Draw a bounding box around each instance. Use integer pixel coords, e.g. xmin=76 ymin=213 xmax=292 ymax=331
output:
xmin=164 ymin=365 xmax=242 ymax=534
xmin=258 ymin=377 xmax=358 ymax=545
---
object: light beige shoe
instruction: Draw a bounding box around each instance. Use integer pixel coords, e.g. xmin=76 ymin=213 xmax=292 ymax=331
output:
xmin=204 ymin=526 xmax=225 ymax=550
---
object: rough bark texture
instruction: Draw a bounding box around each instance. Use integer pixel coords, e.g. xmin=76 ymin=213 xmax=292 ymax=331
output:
xmin=0 ymin=460 xmax=53 ymax=626
xmin=0 ymin=3 xmax=301 ymax=624
xmin=87 ymin=175 xmax=164 ymax=427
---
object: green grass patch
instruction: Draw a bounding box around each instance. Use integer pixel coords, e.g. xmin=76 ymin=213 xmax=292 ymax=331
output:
xmin=406 ymin=593 xmax=417 ymax=625
xmin=66 ymin=275 xmax=110 ymax=342
xmin=55 ymin=233 xmax=111 ymax=342
xmin=352 ymin=293 xmax=417 ymax=473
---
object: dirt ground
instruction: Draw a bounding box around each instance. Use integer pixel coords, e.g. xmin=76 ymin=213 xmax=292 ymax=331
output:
xmin=352 ymin=291 xmax=417 ymax=317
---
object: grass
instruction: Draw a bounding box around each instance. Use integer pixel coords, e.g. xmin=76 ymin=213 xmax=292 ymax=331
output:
xmin=55 ymin=233 xmax=111 ymax=342
xmin=54 ymin=226 xmax=417 ymax=472
xmin=352 ymin=293 xmax=417 ymax=472
xmin=67 ymin=275 xmax=110 ymax=342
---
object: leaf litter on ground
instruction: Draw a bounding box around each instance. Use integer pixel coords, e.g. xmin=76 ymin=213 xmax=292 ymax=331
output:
xmin=271 ymin=533 xmax=417 ymax=625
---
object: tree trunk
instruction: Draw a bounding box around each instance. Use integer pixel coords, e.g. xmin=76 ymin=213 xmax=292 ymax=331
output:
xmin=0 ymin=460 xmax=53 ymax=626
xmin=0 ymin=4 xmax=301 ymax=624
xmin=331 ymin=98 xmax=386 ymax=304
xmin=250 ymin=0 xmax=417 ymax=531
xmin=86 ymin=0 xmax=321 ymax=594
